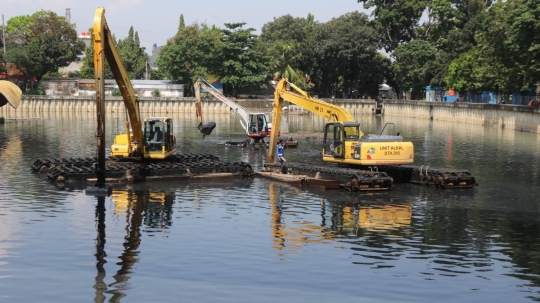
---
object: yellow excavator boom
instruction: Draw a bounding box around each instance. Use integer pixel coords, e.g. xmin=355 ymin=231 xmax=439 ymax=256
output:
xmin=93 ymin=8 xmax=176 ymax=161
xmin=278 ymin=80 xmax=357 ymax=123
xmin=268 ymin=78 xmax=414 ymax=166
xmin=269 ymin=78 xmax=361 ymax=162
xmin=93 ymin=7 xmax=142 ymax=155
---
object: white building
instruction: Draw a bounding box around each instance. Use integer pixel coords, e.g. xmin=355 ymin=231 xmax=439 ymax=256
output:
xmin=40 ymin=78 xmax=184 ymax=97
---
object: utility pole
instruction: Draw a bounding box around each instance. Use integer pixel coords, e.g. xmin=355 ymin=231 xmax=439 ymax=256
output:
xmin=2 ymin=14 xmax=6 ymax=58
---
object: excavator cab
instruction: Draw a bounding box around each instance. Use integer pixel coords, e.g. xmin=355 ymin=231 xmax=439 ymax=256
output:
xmin=323 ymin=122 xmax=360 ymax=158
xmin=142 ymin=117 xmax=176 ymax=158
xmin=111 ymin=117 xmax=176 ymax=160
xmin=248 ymin=113 xmax=269 ymax=136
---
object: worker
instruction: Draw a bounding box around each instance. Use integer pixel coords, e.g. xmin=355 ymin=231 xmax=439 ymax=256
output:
xmin=276 ymin=139 xmax=286 ymax=164
xmin=257 ymin=116 xmax=263 ymax=133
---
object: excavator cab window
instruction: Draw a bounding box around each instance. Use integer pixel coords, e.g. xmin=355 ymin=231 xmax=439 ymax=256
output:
xmin=144 ymin=121 xmax=165 ymax=152
xmin=343 ymin=125 xmax=359 ymax=140
xmin=249 ymin=114 xmax=267 ymax=134
xmin=164 ymin=119 xmax=175 ymax=150
xmin=323 ymin=123 xmax=345 ymax=158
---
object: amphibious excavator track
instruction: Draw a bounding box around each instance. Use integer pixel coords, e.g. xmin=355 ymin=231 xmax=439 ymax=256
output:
xmin=31 ymin=153 xmax=254 ymax=183
xmin=262 ymin=163 xmax=394 ymax=191
xmin=380 ymin=165 xmax=478 ymax=188
xmin=261 ymin=162 xmax=478 ymax=191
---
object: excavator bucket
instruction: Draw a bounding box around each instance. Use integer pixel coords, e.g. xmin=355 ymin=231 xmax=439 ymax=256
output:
xmin=0 ymin=80 xmax=22 ymax=109
xmin=199 ymin=122 xmax=217 ymax=137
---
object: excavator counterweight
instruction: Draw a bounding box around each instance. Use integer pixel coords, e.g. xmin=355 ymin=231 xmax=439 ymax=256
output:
xmin=267 ymin=78 xmax=414 ymax=166
xmin=262 ymin=78 xmax=477 ymax=190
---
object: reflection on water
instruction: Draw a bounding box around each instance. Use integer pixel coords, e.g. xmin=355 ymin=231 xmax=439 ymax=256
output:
xmin=2 ymin=112 xmax=540 ymax=302
xmin=93 ymin=188 xmax=176 ymax=302
xmin=357 ymin=203 xmax=412 ymax=233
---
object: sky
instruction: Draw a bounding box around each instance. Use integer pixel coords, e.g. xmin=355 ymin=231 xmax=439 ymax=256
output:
xmin=2 ymin=0 xmax=371 ymax=55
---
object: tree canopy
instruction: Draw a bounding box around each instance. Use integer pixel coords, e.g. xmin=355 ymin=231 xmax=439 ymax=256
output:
xmin=217 ymin=23 xmax=269 ymax=94
xmin=79 ymin=26 xmax=148 ymax=81
xmin=5 ymin=2 xmax=540 ymax=99
xmin=157 ymin=20 xmax=222 ymax=96
xmin=304 ymin=11 xmax=384 ymax=97
xmin=392 ymin=39 xmax=438 ymax=98
xmin=446 ymin=0 xmax=540 ymax=94
xmin=116 ymin=26 xmax=149 ymax=80
xmin=4 ymin=10 xmax=85 ymax=81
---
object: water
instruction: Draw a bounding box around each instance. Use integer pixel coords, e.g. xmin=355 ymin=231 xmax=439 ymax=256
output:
xmin=1 ymin=110 xmax=540 ymax=302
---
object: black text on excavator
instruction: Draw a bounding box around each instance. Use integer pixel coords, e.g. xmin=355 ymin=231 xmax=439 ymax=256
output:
xmin=263 ymin=78 xmax=477 ymax=190
xmin=267 ymin=78 xmax=414 ymax=166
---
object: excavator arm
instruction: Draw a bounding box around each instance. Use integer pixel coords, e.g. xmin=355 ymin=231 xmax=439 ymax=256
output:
xmin=94 ymin=8 xmax=142 ymax=154
xmin=193 ymin=79 xmax=216 ymax=137
xmin=194 ymin=78 xmax=250 ymax=135
xmin=274 ymin=79 xmax=358 ymax=123
xmin=268 ymin=78 xmax=413 ymax=166
xmin=268 ymin=78 xmax=364 ymax=163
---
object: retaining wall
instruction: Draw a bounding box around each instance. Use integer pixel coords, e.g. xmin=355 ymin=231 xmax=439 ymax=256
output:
xmin=2 ymin=96 xmax=540 ymax=134
xmin=322 ymin=99 xmax=540 ymax=134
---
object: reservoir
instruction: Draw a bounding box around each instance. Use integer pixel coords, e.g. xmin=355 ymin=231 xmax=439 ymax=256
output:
xmin=1 ymin=110 xmax=540 ymax=302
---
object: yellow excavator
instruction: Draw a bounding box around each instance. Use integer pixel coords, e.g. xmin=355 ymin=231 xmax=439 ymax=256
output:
xmin=267 ymin=78 xmax=414 ymax=166
xmin=32 ymin=8 xmax=254 ymax=189
xmin=93 ymin=7 xmax=176 ymax=162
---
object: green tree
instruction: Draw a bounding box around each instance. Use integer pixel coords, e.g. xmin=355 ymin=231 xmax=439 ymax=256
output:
xmin=80 ymin=26 xmax=148 ymax=80
xmin=217 ymin=23 xmax=269 ymax=95
xmin=476 ymin=0 xmax=540 ymax=90
xmin=426 ymin=14 xmax=485 ymax=87
xmin=260 ymin=14 xmax=310 ymax=43
xmin=267 ymin=40 xmax=307 ymax=88
xmin=148 ymin=68 xmax=165 ymax=80
xmin=5 ymin=10 xmax=85 ymax=81
xmin=357 ymin=0 xmax=493 ymax=52
xmin=392 ymin=39 xmax=438 ymax=99
xmin=259 ymin=14 xmax=316 ymax=89
xmin=178 ymin=14 xmax=185 ymax=32
xmin=423 ymin=0 xmax=493 ymax=45
xmin=0 ymin=39 xmax=6 ymax=79
xmin=303 ymin=11 xmax=382 ymax=97
xmin=157 ymin=20 xmax=222 ymax=96
xmin=447 ymin=0 xmax=540 ymax=94
xmin=357 ymin=0 xmax=428 ymax=52
xmin=116 ymin=26 xmax=149 ymax=79
xmin=446 ymin=49 xmax=482 ymax=94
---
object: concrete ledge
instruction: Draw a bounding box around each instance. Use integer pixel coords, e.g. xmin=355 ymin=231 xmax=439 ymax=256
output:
xmin=3 ymin=96 xmax=539 ymax=134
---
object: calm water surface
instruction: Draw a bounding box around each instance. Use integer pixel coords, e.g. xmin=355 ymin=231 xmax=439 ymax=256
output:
xmin=1 ymin=110 xmax=540 ymax=303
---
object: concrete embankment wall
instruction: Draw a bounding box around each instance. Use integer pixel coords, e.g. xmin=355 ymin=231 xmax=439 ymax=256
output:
xmin=0 ymin=96 xmax=277 ymax=116
xmin=0 ymin=96 xmax=377 ymax=116
xmin=324 ymin=99 xmax=540 ymax=134
xmin=396 ymin=100 xmax=540 ymax=134
xmin=2 ymin=96 xmax=540 ymax=134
